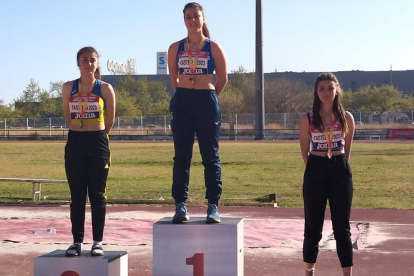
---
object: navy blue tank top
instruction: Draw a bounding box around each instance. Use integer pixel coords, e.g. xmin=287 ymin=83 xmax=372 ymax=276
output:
xmin=176 ymin=38 xmax=215 ymax=75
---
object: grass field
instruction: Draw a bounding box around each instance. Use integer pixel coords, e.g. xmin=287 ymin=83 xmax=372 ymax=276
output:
xmin=0 ymin=141 xmax=413 ymax=209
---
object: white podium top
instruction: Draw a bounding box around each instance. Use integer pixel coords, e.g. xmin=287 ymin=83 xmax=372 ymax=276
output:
xmin=155 ymin=217 xmax=243 ymax=225
xmin=36 ymin=250 xmax=127 ymax=262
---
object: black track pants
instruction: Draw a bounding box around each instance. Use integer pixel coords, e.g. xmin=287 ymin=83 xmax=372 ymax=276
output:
xmin=65 ymin=130 xmax=110 ymax=243
xmin=303 ymin=153 xmax=353 ymax=267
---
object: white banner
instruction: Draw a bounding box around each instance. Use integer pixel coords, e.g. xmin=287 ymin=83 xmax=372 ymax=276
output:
xmin=157 ymin=52 xmax=167 ymax=75
xmin=107 ymin=59 xmax=136 ymax=75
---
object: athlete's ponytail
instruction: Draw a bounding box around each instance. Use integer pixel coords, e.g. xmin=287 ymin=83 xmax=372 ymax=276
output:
xmin=76 ymin=46 xmax=101 ymax=80
xmin=202 ymin=22 xmax=210 ymax=38
xmin=183 ymin=2 xmax=210 ymax=38
xmin=94 ymin=66 xmax=101 ymax=80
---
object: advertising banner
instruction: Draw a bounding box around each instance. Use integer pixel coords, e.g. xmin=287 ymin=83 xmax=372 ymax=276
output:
xmin=157 ymin=52 xmax=167 ymax=74
xmin=387 ymin=129 xmax=414 ymax=139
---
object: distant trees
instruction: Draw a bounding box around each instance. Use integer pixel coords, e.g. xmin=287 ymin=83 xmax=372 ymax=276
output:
xmin=1 ymin=76 xmax=414 ymax=119
xmin=219 ymin=83 xmax=244 ymax=115
xmin=342 ymin=85 xmax=414 ymax=112
xmin=219 ymin=67 xmax=313 ymax=114
xmin=115 ymin=76 xmax=170 ymax=116
xmin=12 ymin=79 xmax=64 ymax=118
xmin=264 ymin=78 xmax=313 ymax=113
xmin=4 ymin=76 xmax=171 ymax=119
xmin=0 ymin=100 xmax=12 ymax=118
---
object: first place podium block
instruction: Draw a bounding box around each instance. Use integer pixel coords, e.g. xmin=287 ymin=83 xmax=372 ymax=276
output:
xmin=153 ymin=217 xmax=244 ymax=276
xmin=34 ymin=250 xmax=128 ymax=276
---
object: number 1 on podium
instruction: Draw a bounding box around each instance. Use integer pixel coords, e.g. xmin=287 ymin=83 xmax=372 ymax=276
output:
xmin=186 ymin=253 xmax=204 ymax=276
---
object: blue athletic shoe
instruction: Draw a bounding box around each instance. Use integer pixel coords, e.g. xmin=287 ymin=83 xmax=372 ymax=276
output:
xmin=206 ymin=203 xmax=220 ymax=223
xmin=172 ymin=202 xmax=189 ymax=223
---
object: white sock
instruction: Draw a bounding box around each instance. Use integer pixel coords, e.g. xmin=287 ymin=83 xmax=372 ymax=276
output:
xmin=74 ymin=242 xmax=83 ymax=249
xmin=93 ymin=241 xmax=102 ymax=246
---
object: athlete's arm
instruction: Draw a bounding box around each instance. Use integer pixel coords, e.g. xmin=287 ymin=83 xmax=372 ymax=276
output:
xmin=168 ymin=42 xmax=179 ymax=92
xmin=62 ymin=81 xmax=73 ymax=126
xmin=101 ymin=82 xmax=116 ymax=134
xmin=299 ymin=114 xmax=311 ymax=165
xmin=211 ymin=40 xmax=227 ymax=96
xmin=344 ymin=111 xmax=355 ymax=162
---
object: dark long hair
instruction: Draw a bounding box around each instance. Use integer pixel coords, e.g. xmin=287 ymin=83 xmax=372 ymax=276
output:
xmin=76 ymin=46 xmax=101 ymax=80
xmin=183 ymin=2 xmax=210 ymax=38
xmin=312 ymin=73 xmax=348 ymax=133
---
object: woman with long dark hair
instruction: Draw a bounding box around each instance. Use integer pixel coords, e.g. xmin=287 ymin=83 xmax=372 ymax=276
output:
xmin=167 ymin=2 xmax=227 ymax=223
xmin=62 ymin=46 xmax=115 ymax=256
xmin=299 ymin=73 xmax=355 ymax=275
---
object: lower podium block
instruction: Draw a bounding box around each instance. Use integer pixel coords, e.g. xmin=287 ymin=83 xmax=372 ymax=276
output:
xmin=153 ymin=217 xmax=243 ymax=276
xmin=33 ymin=250 xmax=128 ymax=276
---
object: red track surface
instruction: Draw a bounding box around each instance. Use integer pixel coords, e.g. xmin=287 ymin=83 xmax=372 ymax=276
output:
xmin=0 ymin=205 xmax=413 ymax=276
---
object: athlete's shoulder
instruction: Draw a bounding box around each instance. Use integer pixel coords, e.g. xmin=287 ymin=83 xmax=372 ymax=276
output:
xmin=345 ymin=111 xmax=355 ymax=125
xmin=300 ymin=113 xmax=310 ymax=125
xmin=99 ymin=81 xmax=113 ymax=91
xmin=209 ymin=39 xmax=225 ymax=56
xmin=345 ymin=111 xmax=354 ymax=119
xmin=62 ymin=80 xmax=74 ymax=92
xmin=169 ymin=39 xmax=183 ymax=50
xmin=209 ymin=39 xmax=222 ymax=48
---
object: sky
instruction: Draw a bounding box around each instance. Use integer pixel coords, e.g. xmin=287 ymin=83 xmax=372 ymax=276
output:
xmin=0 ymin=0 xmax=413 ymax=105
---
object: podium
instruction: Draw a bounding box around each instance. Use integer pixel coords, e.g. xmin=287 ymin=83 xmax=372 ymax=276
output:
xmin=33 ymin=250 xmax=128 ymax=276
xmin=153 ymin=217 xmax=244 ymax=276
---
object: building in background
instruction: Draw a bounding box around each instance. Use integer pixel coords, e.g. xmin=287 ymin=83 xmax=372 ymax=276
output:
xmin=102 ymin=70 xmax=414 ymax=97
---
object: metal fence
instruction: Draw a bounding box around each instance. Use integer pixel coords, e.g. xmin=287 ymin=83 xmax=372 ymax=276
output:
xmin=1 ymin=111 xmax=413 ymax=140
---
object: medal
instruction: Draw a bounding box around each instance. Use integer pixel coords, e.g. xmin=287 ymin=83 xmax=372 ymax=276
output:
xmin=327 ymin=149 xmax=332 ymax=159
xmin=320 ymin=112 xmax=336 ymax=159
xmin=186 ymin=37 xmax=204 ymax=86
xmin=77 ymin=80 xmax=95 ymax=129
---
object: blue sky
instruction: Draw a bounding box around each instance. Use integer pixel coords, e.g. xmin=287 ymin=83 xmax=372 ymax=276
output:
xmin=0 ymin=0 xmax=413 ymax=105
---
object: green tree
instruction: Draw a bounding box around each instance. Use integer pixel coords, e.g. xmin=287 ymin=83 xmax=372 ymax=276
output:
xmin=0 ymin=100 xmax=12 ymax=118
xmin=115 ymin=88 xmax=140 ymax=116
xmin=228 ymin=67 xmax=255 ymax=113
xmin=116 ymin=75 xmax=170 ymax=115
xmin=341 ymin=89 xmax=357 ymax=111
xmin=37 ymin=89 xmax=58 ymax=117
xmin=49 ymin=81 xmax=65 ymax=117
xmin=14 ymin=79 xmax=44 ymax=117
xmin=219 ymin=83 xmax=244 ymax=115
xmin=13 ymin=79 xmax=66 ymax=118
xmin=343 ymin=85 xmax=414 ymax=112
xmin=147 ymin=81 xmax=170 ymax=115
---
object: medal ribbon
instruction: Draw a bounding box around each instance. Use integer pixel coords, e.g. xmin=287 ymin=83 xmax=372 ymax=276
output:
xmin=321 ymin=113 xmax=336 ymax=157
xmin=77 ymin=80 xmax=95 ymax=121
xmin=187 ymin=38 xmax=205 ymax=76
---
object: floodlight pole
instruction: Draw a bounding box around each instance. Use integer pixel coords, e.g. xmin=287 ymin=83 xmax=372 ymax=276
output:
xmin=255 ymin=0 xmax=265 ymax=140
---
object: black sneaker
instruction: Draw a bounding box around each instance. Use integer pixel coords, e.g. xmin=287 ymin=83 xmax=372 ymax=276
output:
xmin=65 ymin=243 xmax=82 ymax=257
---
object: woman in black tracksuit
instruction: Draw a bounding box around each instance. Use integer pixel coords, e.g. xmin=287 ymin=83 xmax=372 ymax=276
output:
xmin=299 ymin=73 xmax=355 ymax=276
xmin=62 ymin=46 xmax=115 ymax=257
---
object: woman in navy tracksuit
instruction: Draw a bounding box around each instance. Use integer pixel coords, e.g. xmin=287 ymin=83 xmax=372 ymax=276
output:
xmin=167 ymin=2 xmax=227 ymax=223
